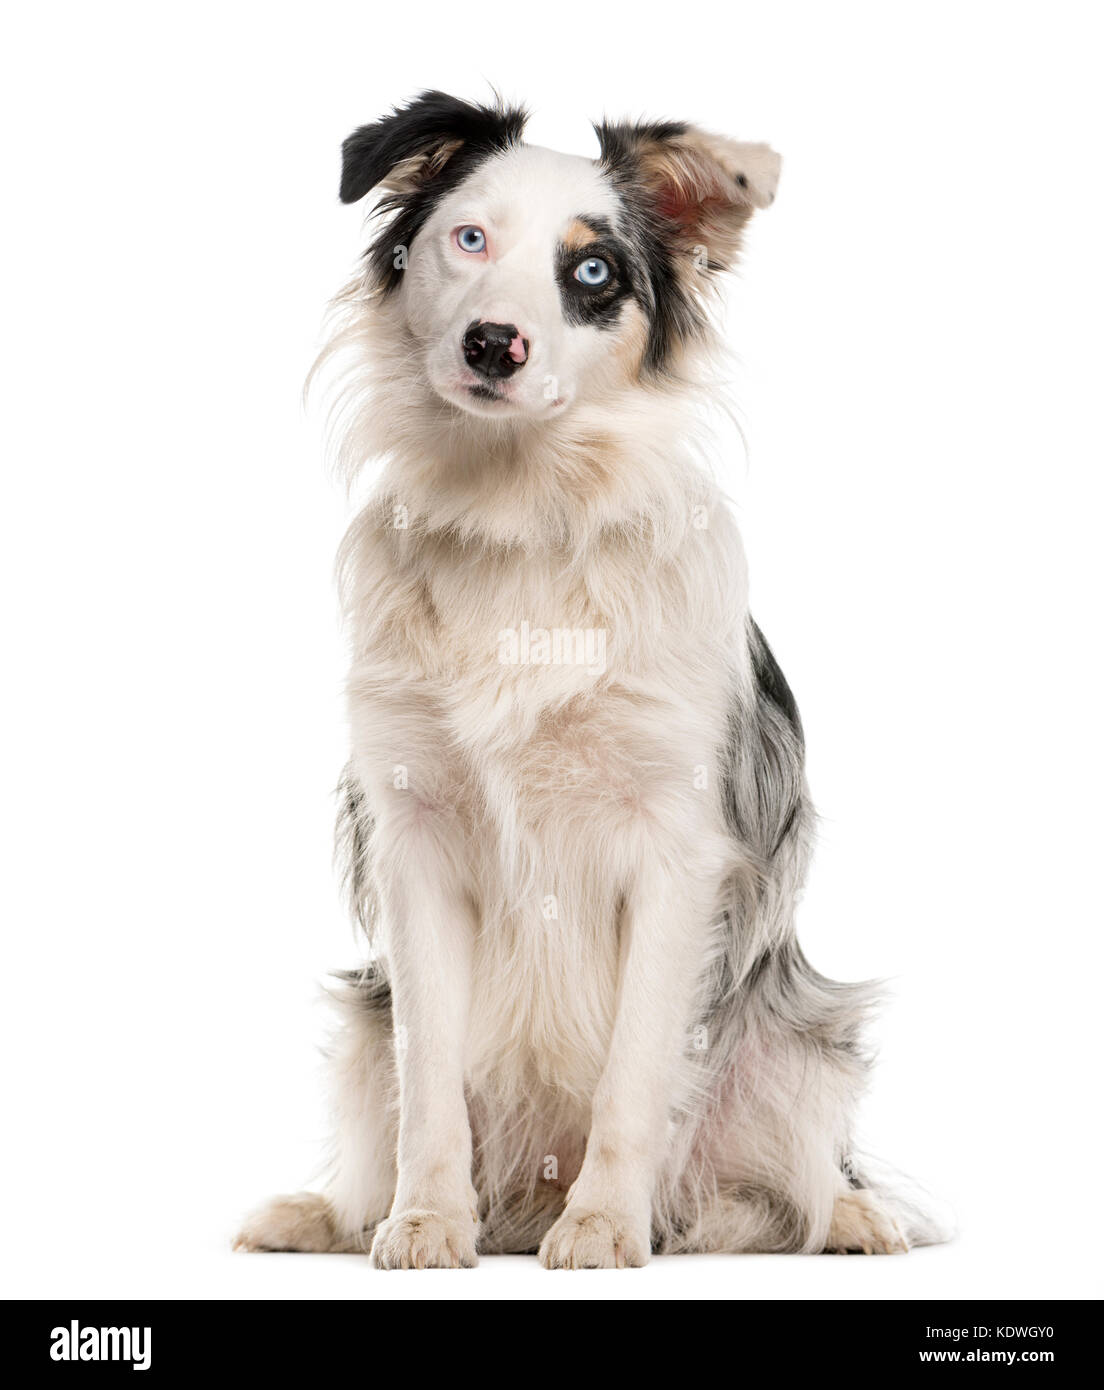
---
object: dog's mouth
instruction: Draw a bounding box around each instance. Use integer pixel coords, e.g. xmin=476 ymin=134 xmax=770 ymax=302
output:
xmin=430 ymin=358 xmax=571 ymax=419
xmin=467 ymin=382 xmax=505 ymax=404
xmin=452 ymin=378 xmax=570 ymax=418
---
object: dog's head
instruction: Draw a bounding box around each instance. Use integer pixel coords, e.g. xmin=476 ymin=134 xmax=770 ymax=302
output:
xmin=339 ymin=92 xmax=780 ymax=421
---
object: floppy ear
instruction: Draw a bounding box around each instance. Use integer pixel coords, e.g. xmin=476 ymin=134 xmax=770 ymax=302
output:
xmin=340 ymin=90 xmax=528 ymax=204
xmin=595 ymin=120 xmax=781 ymax=270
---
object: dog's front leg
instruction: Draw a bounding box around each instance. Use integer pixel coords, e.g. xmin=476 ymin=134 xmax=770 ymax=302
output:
xmin=368 ymin=812 xmax=479 ymax=1269
xmin=539 ymin=853 xmax=713 ymax=1269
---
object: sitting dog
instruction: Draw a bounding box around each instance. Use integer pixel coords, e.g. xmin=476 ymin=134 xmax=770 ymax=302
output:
xmin=235 ymin=91 xmax=937 ymax=1268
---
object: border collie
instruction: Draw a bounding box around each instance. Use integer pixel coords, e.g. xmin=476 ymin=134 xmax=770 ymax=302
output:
xmin=235 ymin=91 xmax=941 ymax=1268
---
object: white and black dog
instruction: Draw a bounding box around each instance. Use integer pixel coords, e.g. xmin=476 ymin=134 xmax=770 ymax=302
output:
xmin=235 ymin=91 xmax=940 ymax=1268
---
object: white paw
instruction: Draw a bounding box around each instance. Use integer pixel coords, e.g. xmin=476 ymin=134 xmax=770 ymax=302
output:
xmin=538 ymin=1208 xmax=650 ymax=1269
xmin=825 ymin=1188 xmax=910 ymax=1254
xmin=370 ymin=1209 xmax=478 ymax=1269
xmin=232 ymin=1192 xmax=341 ymax=1253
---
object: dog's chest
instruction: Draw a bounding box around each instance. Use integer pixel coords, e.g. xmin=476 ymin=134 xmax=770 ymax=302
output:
xmin=422 ymin=539 xmax=712 ymax=733
xmin=351 ymin=521 xmax=742 ymax=851
xmin=419 ymin=541 xmax=732 ymax=845
xmin=350 ymin=524 xmax=743 ymax=1088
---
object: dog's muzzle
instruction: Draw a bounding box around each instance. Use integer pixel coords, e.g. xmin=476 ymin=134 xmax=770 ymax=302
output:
xmin=462 ymin=321 xmax=529 ymax=380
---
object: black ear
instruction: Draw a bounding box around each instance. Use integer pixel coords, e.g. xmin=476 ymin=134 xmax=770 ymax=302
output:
xmin=340 ymin=90 xmax=528 ymax=204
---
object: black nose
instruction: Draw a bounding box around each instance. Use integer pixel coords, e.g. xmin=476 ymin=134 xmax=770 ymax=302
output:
xmin=462 ymin=321 xmax=528 ymax=379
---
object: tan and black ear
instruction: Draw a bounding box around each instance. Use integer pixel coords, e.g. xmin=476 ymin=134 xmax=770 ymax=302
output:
xmin=340 ymin=90 xmax=528 ymax=204
xmin=594 ymin=119 xmax=781 ymax=270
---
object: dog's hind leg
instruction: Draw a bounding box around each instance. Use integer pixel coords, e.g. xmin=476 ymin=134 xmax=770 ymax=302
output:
xmin=825 ymin=1186 xmax=909 ymax=1254
xmin=233 ymin=966 xmax=398 ymax=1254
xmin=233 ymin=1191 xmax=360 ymax=1253
xmin=690 ymin=942 xmax=916 ymax=1255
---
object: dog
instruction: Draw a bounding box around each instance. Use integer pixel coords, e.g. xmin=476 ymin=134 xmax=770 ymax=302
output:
xmin=235 ymin=91 xmax=940 ymax=1268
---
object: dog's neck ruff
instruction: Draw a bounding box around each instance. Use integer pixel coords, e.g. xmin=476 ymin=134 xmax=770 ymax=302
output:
xmin=384 ymin=395 xmax=713 ymax=553
xmin=319 ymin=293 xmax=725 ymax=555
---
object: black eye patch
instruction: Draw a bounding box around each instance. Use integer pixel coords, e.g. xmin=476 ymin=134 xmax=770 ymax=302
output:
xmin=555 ymin=218 xmax=633 ymax=328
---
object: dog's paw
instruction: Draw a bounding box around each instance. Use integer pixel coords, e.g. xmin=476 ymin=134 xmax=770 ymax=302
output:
xmin=538 ymin=1208 xmax=649 ymax=1269
xmin=233 ymin=1192 xmax=343 ymax=1253
xmin=825 ymin=1189 xmax=910 ymax=1254
xmin=370 ymin=1209 xmax=478 ymax=1269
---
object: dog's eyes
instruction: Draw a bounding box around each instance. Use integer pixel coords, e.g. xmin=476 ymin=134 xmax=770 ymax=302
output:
xmin=573 ymin=257 xmax=610 ymax=287
xmin=456 ymin=226 xmax=487 ymax=254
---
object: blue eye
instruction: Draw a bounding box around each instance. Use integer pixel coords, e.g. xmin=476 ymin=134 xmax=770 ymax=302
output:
xmin=574 ymin=256 xmax=610 ymax=287
xmin=456 ymin=225 xmax=486 ymax=253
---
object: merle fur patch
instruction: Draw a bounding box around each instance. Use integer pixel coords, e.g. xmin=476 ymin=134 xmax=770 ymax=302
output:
xmin=721 ymin=619 xmax=806 ymax=860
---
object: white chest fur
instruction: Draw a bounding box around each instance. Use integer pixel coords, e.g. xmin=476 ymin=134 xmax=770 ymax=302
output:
xmin=343 ymin=495 xmax=749 ymax=1091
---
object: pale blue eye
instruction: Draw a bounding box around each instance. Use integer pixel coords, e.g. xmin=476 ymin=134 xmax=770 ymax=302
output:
xmin=457 ymin=225 xmax=486 ymax=253
xmin=574 ymin=257 xmax=610 ymax=286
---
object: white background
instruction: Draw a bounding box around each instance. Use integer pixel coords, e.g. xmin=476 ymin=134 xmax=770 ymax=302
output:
xmin=2 ymin=1 xmax=1101 ymax=1301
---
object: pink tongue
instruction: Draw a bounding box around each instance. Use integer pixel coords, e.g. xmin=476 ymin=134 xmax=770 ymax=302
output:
xmin=507 ymin=335 xmax=528 ymax=363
